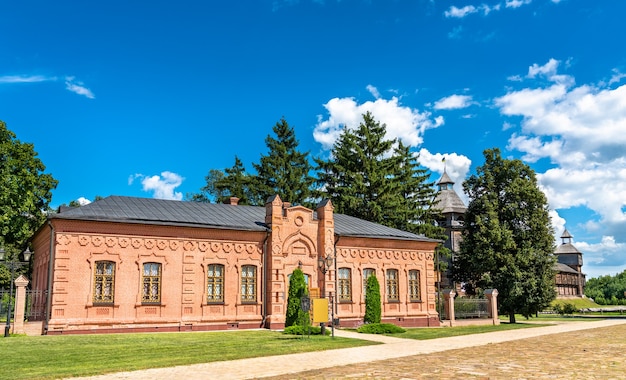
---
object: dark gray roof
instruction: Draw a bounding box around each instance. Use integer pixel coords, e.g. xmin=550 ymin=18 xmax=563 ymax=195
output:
xmin=437 ymin=171 xmax=455 ymax=185
xmin=434 ymin=189 xmax=467 ymax=215
xmin=554 ymin=262 xmax=580 ymax=275
xmin=51 ymin=196 xmax=437 ymax=242
xmin=555 ymin=243 xmax=582 ymax=255
xmin=561 ymin=229 xmax=573 ymax=239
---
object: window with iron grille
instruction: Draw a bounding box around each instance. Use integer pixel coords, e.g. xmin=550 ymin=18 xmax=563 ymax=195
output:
xmin=338 ymin=268 xmax=352 ymax=302
xmin=207 ymin=264 xmax=224 ymax=303
xmin=142 ymin=262 xmax=162 ymax=304
xmin=93 ymin=261 xmax=115 ymax=304
xmin=408 ymin=270 xmax=421 ymax=301
xmin=386 ymin=269 xmax=399 ymax=301
xmin=362 ymin=268 xmax=375 ymax=300
xmin=241 ymin=265 xmax=257 ymax=302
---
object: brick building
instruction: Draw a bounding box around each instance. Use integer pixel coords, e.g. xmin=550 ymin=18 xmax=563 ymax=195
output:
xmin=29 ymin=195 xmax=440 ymax=334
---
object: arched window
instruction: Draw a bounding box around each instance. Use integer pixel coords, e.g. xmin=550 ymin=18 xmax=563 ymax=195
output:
xmin=207 ymin=264 xmax=225 ymax=303
xmin=241 ymin=265 xmax=257 ymax=303
xmin=408 ymin=270 xmax=421 ymax=302
xmin=338 ymin=268 xmax=352 ymax=302
xmin=93 ymin=261 xmax=115 ymax=304
xmin=142 ymin=262 xmax=162 ymax=304
xmin=362 ymin=268 xmax=375 ymax=300
xmin=386 ymin=269 xmax=399 ymax=301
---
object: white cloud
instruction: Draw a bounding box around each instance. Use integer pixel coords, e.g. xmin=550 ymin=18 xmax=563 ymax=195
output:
xmin=313 ymin=92 xmax=444 ymax=150
xmin=444 ymin=3 xmax=501 ymax=18
xmin=495 ymin=58 xmax=626 ymax=270
xmin=433 ymin=94 xmax=475 ymax=110
xmin=76 ymin=197 xmax=92 ymax=206
xmin=130 ymin=171 xmax=184 ymax=200
xmin=65 ymin=76 xmax=95 ymax=99
xmin=444 ymin=5 xmax=477 ymax=18
xmin=609 ymin=69 xmax=626 ymax=85
xmin=505 ymin=0 xmax=532 ymax=9
xmin=0 ymin=75 xmax=56 ymax=83
xmin=418 ymin=149 xmax=472 ymax=202
xmin=366 ymin=84 xmax=381 ymax=99
xmin=549 ymin=210 xmax=567 ymax=242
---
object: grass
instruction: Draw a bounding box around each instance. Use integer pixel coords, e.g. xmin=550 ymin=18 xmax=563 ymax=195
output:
xmin=550 ymin=298 xmax=600 ymax=309
xmin=393 ymin=322 xmax=545 ymax=340
xmin=0 ymin=330 xmax=375 ymax=380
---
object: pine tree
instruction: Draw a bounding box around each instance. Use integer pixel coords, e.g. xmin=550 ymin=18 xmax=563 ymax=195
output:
xmin=285 ymin=268 xmax=309 ymax=327
xmin=315 ymin=112 xmax=398 ymax=225
xmin=392 ymin=142 xmax=443 ymax=237
xmin=453 ymin=148 xmax=556 ymax=323
xmin=251 ymin=118 xmax=315 ymax=206
xmin=186 ymin=169 xmax=225 ymax=203
xmin=214 ymin=156 xmax=256 ymax=205
xmin=364 ymin=275 xmax=381 ymax=323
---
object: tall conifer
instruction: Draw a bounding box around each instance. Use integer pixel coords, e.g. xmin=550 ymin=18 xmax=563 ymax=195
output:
xmin=252 ymin=118 xmax=314 ymax=206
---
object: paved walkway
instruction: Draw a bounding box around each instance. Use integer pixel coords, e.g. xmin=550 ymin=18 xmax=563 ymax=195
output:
xmin=71 ymin=319 xmax=626 ymax=380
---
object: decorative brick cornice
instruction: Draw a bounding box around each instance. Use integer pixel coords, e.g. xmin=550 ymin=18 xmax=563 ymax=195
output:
xmin=56 ymin=234 xmax=262 ymax=255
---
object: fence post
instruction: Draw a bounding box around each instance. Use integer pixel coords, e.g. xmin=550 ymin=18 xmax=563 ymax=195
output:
xmin=484 ymin=289 xmax=499 ymax=325
xmin=443 ymin=289 xmax=456 ymax=327
xmin=13 ymin=275 xmax=30 ymax=334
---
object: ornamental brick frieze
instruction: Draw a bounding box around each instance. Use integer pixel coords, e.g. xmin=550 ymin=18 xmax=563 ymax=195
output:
xmin=56 ymin=234 xmax=261 ymax=255
xmin=338 ymin=248 xmax=429 ymax=261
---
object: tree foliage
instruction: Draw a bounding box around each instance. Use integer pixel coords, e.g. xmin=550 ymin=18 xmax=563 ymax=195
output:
xmin=316 ymin=112 xmax=397 ymax=224
xmin=191 ymin=118 xmax=314 ymax=206
xmin=316 ymin=112 xmax=444 ymax=239
xmin=364 ymin=275 xmax=381 ymax=323
xmin=285 ymin=268 xmax=309 ymax=327
xmin=453 ymin=148 xmax=556 ymax=323
xmin=0 ymin=121 xmax=58 ymax=288
xmin=585 ymin=270 xmax=626 ymax=305
xmin=251 ymin=118 xmax=315 ymax=206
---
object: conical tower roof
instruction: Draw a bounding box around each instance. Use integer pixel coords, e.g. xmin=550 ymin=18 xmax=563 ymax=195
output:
xmin=434 ymin=171 xmax=466 ymax=214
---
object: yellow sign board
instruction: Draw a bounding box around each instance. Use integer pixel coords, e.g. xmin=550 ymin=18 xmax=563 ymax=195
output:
xmin=312 ymin=298 xmax=329 ymax=323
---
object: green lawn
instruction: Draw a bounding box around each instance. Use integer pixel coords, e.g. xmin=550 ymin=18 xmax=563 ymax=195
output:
xmin=0 ymin=322 xmax=565 ymax=380
xmin=394 ymin=322 xmax=545 ymax=340
xmin=0 ymin=330 xmax=375 ymax=380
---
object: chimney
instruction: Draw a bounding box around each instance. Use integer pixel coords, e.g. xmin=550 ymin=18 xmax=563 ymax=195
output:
xmin=227 ymin=197 xmax=240 ymax=206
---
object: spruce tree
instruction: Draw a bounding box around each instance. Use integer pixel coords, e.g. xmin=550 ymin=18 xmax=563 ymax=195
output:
xmin=251 ymin=118 xmax=315 ymax=206
xmin=315 ymin=112 xmax=398 ymax=225
xmin=453 ymin=148 xmax=556 ymax=323
xmin=214 ymin=156 xmax=256 ymax=205
xmin=364 ymin=275 xmax=381 ymax=323
xmin=285 ymin=268 xmax=309 ymax=327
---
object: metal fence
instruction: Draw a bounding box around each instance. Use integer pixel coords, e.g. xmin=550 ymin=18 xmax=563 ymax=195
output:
xmin=0 ymin=289 xmax=46 ymax=322
xmin=454 ymin=297 xmax=489 ymax=319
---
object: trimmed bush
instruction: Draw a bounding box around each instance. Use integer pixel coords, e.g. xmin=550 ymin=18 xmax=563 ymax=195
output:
xmin=357 ymin=323 xmax=406 ymax=334
xmin=283 ymin=325 xmax=329 ymax=335
xmin=285 ymin=268 xmax=309 ymax=328
xmin=364 ymin=275 xmax=381 ymax=323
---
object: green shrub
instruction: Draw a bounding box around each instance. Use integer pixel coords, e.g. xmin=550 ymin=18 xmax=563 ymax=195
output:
xmin=357 ymin=323 xmax=406 ymax=334
xmin=283 ymin=325 xmax=329 ymax=335
xmin=364 ymin=275 xmax=381 ymax=323
xmin=554 ymin=302 xmax=578 ymax=315
xmin=285 ymin=268 xmax=309 ymax=328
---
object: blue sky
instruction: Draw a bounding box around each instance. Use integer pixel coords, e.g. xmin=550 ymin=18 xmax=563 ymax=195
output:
xmin=1 ymin=0 xmax=625 ymax=278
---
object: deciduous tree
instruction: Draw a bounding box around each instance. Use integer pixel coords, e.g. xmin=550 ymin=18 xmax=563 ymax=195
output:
xmin=0 ymin=121 xmax=57 ymax=287
xmin=453 ymin=148 xmax=555 ymax=323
